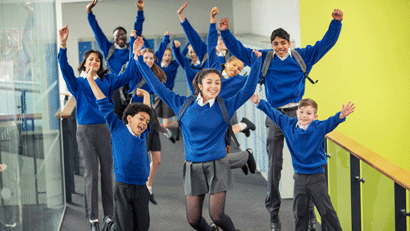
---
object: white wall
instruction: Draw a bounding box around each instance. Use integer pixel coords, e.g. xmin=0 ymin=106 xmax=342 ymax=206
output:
xmin=59 ymin=0 xmax=233 ymax=93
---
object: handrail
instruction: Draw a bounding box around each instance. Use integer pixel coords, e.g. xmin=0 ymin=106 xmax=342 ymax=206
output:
xmin=54 ymin=96 xmax=76 ymax=119
xmin=326 ymin=130 xmax=410 ymax=191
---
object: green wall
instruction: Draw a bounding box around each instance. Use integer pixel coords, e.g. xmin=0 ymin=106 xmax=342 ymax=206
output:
xmin=299 ymin=1 xmax=410 ymax=173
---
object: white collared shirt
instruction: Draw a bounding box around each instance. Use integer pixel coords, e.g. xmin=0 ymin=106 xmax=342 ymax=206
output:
xmin=217 ymin=50 xmax=227 ymax=57
xmin=221 ymin=70 xmax=230 ymax=79
xmin=192 ymin=59 xmax=201 ymax=66
xmin=126 ymin=124 xmax=140 ymax=137
xmin=160 ymin=61 xmax=168 ymax=68
xmin=114 ymin=43 xmax=127 ymax=50
xmin=196 ymin=93 xmax=215 ymax=107
xmin=296 ymin=121 xmax=311 ymax=130
xmin=80 ymin=71 xmax=98 ymax=80
xmin=276 ymin=49 xmax=292 ymax=61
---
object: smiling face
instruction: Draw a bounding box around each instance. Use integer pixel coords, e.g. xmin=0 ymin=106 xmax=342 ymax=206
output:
xmin=198 ymin=73 xmax=221 ymax=102
xmin=143 ymin=51 xmax=155 ymax=68
xmin=224 ymin=58 xmax=244 ymax=77
xmin=271 ymin=36 xmax=291 ymax=58
xmin=113 ymin=29 xmax=127 ymax=48
xmin=297 ymin=105 xmax=318 ymax=125
xmin=84 ymin=52 xmax=101 ymax=73
xmin=127 ymin=111 xmax=150 ymax=136
xmin=188 ymin=46 xmax=198 ymax=63
xmin=162 ymin=49 xmax=172 ymax=65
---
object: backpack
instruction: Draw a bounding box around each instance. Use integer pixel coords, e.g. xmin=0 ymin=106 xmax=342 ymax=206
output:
xmin=260 ymin=50 xmax=318 ymax=88
xmin=117 ymin=61 xmax=147 ymax=106
xmin=105 ymin=42 xmax=130 ymax=67
xmin=176 ymin=95 xmax=239 ymax=153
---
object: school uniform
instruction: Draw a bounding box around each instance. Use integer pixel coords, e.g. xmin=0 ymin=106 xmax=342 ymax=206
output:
xmin=97 ymin=97 xmax=150 ymax=231
xmin=221 ymin=19 xmax=342 ymax=219
xmin=135 ymin=54 xmax=262 ymax=195
xmin=257 ymin=100 xmax=344 ymax=231
xmin=58 ymin=48 xmax=138 ymax=220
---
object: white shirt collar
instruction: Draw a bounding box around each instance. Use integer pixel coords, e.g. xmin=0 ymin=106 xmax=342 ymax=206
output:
xmin=80 ymin=71 xmax=98 ymax=80
xmin=276 ymin=49 xmax=292 ymax=61
xmin=296 ymin=121 xmax=311 ymax=130
xmin=221 ymin=70 xmax=230 ymax=79
xmin=192 ymin=59 xmax=201 ymax=66
xmin=126 ymin=124 xmax=140 ymax=137
xmin=196 ymin=93 xmax=215 ymax=107
xmin=114 ymin=43 xmax=127 ymax=50
xmin=217 ymin=50 xmax=227 ymax=57
xmin=161 ymin=61 xmax=168 ymax=68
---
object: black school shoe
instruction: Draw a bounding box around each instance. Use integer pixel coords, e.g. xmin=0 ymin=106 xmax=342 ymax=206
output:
xmin=241 ymin=117 xmax=256 ymax=130
xmin=149 ymin=193 xmax=158 ymax=205
xmin=246 ymin=148 xmax=256 ymax=174
xmin=241 ymin=164 xmax=249 ymax=175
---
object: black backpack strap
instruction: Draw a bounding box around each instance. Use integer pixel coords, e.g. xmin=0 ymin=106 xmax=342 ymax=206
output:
xmin=291 ymin=50 xmax=318 ymax=84
xmin=128 ymin=78 xmax=147 ymax=105
xmin=201 ymin=52 xmax=208 ymax=68
xmin=106 ymin=43 xmax=130 ymax=66
xmin=177 ymin=95 xmax=196 ymax=126
xmin=216 ymin=97 xmax=239 ymax=148
xmin=260 ymin=50 xmax=274 ymax=91
xmin=224 ymin=50 xmax=231 ymax=63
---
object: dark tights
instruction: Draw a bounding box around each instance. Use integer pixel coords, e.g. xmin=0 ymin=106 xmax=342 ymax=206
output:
xmin=186 ymin=191 xmax=236 ymax=231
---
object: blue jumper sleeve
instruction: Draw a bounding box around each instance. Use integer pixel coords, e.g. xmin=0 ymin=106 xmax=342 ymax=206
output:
xmin=257 ymin=100 xmax=293 ymax=130
xmin=87 ymin=12 xmax=112 ymax=57
xmin=220 ymin=29 xmax=255 ymax=67
xmin=173 ymin=44 xmax=196 ymax=94
xmin=155 ymin=35 xmax=170 ymax=64
xmin=207 ymin=23 xmax=222 ymax=71
xmin=136 ymin=56 xmax=186 ymax=113
xmin=96 ymin=97 xmax=122 ymax=132
xmin=297 ymin=19 xmax=342 ymax=69
xmin=181 ymin=42 xmax=190 ymax=57
xmin=135 ymin=10 xmax=144 ymax=37
xmin=110 ymin=54 xmax=139 ymax=91
xmin=58 ymin=48 xmax=79 ymax=95
xmin=225 ymin=55 xmax=262 ymax=117
xmin=317 ymin=112 xmax=345 ymax=134
xmin=180 ymin=19 xmax=207 ymax=61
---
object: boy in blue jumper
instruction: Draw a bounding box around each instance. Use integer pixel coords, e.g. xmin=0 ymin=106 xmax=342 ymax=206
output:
xmin=250 ymin=94 xmax=355 ymax=231
xmin=219 ymin=9 xmax=344 ymax=231
xmin=85 ymin=61 xmax=152 ymax=231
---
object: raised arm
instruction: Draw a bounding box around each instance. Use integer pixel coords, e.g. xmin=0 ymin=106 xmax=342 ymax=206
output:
xmin=256 ymin=99 xmax=292 ymax=130
xmin=110 ymin=44 xmax=140 ymax=90
xmin=181 ymin=42 xmax=190 ymax=57
xmin=58 ymin=26 xmax=79 ymax=95
xmin=136 ymin=88 xmax=151 ymax=107
xmin=134 ymin=0 xmax=145 ymax=37
xmin=207 ymin=8 xmax=222 ymax=71
xmin=155 ymin=31 xmax=171 ymax=64
xmin=225 ymin=50 xmax=262 ymax=115
xmin=319 ymin=100 xmax=354 ymax=134
xmin=298 ymin=9 xmax=343 ymax=68
xmin=87 ymin=0 xmax=111 ymax=56
xmin=219 ymin=18 xmax=255 ymax=66
xmin=172 ymin=41 xmax=197 ymax=94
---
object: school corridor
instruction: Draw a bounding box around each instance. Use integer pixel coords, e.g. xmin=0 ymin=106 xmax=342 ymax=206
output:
xmin=59 ymin=135 xmax=299 ymax=231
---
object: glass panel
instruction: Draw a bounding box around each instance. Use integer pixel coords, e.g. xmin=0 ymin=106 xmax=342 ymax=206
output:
xmin=0 ymin=1 xmax=65 ymax=230
xmin=362 ymin=162 xmax=395 ymax=230
xmin=327 ymin=140 xmax=352 ymax=230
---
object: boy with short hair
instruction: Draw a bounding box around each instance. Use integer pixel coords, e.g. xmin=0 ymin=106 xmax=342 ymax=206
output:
xmin=250 ymin=94 xmax=355 ymax=231
xmin=85 ymin=65 xmax=152 ymax=231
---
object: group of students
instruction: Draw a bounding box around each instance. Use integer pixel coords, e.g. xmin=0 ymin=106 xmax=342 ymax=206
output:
xmin=58 ymin=0 xmax=355 ymax=230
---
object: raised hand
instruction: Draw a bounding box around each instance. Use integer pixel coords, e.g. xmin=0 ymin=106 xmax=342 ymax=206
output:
xmin=250 ymin=93 xmax=260 ymax=105
xmin=173 ymin=40 xmax=181 ymax=48
xmin=252 ymin=49 xmax=262 ymax=58
xmin=59 ymin=25 xmax=69 ymax=44
xmin=218 ymin=18 xmax=229 ymax=31
xmin=86 ymin=65 xmax=98 ymax=80
xmin=339 ymin=101 xmax=355 ymax=119
xmin=86 ymin=0 xmax=98 ymax=14
xmin=133 ymin=36 xmax=144 ymax=56
xmin=210 ymin=7 xmax=219 ymax=21
xmin=136 ymin=88 xmax=148 ymax=97
xmin=177 ymin=1 xmax=188 ymax=22
xmin=164 ymin=31 xmax=170 ymax=36
xmin=0 ymin=164 xmax=7 ymax=172
xmin=136 ymin=0 xmax=144 ymax=11
xmin=332 ymin=9 xmax=343 ymax=21
xmin=130 ymin=30 xmax=137 ymax=39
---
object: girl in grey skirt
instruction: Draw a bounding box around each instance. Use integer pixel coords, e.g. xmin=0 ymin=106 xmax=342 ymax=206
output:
xmin=133 ymin=35 xmax=262 ymax=231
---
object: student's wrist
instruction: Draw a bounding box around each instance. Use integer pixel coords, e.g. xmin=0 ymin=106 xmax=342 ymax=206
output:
xmin=60 ymin=43 xmax=67 ymax=49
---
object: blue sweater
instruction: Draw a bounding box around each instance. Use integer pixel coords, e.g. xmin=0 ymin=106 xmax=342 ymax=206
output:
xmin=136 ymin=55 xmax=262 ymax=162
xmin=87 ymin=11 xmax=144 ymax=74
xmin=221 ymin=19 xmax=342 ymax=108
xmin=155 ymin=35 xmax=180 ymax=90
xmin=96 ymin=97 xmax=149 ymax=185
xmin=58 ymin=48 xmax=137 ymax=125
xmin=173 ymin=44 xmax=200 ymax=94
xmin=257 ymin=100 xmax=345 ymax=174
xmin=180 ymin=18 xmax=208 ymax=67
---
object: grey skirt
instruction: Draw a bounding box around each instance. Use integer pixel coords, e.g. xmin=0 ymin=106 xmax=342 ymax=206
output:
xmin=153 ymin=94 xmax=175 ymax=119
xmin=183 ymin=156 xmax=233 ymax=196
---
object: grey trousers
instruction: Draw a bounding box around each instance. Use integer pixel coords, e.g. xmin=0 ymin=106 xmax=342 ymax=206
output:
xmin=293 ymin=173 xmax=342 ymax=231
xmin=265 ymin=110 xmax=315 ymax=219
xmin=77 ymin=124 xmax=114 ymax=220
